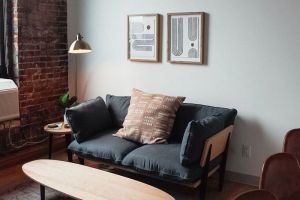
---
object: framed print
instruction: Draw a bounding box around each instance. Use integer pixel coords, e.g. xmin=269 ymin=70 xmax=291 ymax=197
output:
xmin=167 ymin=12 xmax=205 ymax=64
xmin=128 ymin=14 xmax=161 ymax=62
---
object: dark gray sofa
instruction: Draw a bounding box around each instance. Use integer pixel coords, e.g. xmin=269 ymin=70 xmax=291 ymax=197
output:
xmin=67 ymin=95 xmax=237 ymax=199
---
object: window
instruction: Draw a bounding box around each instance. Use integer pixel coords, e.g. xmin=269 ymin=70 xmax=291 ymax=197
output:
xmin=0 ymin=0 xmax=7 ymax=78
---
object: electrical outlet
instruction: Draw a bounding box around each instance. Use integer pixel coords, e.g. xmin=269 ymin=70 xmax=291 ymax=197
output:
xmin=242 ymin=144 xmax=252 ymax=158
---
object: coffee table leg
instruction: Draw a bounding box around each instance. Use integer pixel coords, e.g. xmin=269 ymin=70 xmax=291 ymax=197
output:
xmin=67 ymin=150 xmax=73 ymax=162
xmin=65 ymin=134 xmax=73 ymax=162
xmin=48 ymin=133 xmax=53 ymax=159
xmin=40 ymin=185 xmax=45 ymax=200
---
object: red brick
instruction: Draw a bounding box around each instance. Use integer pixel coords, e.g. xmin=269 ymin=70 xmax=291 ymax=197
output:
xmin=14 ymin=0 xmax=68 ymax=142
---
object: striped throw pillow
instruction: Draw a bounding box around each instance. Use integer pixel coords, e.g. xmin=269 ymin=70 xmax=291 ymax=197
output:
xmin=113 ymin=89 xmax=185 ymax=144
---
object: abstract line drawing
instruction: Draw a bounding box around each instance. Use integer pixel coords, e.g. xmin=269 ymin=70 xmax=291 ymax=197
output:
xmin=188 ymin=17 xmax=198 ymax=41
xmin=131 ymin=22 xmax=144 ymax=33
xmin=132 ymin=39 xmax=154 ymax=51
xmin=188 ymin=48 xmax=198 ymax=58
xmin=131 ymin=34 xmax=155 ymax=40
xmin=171 ymin=18 xmax=183 ymax=56
xmin=128 ymin=14 xmax=160 ymax=62
xmin=168 ymin=12 xmax=204 ymax=64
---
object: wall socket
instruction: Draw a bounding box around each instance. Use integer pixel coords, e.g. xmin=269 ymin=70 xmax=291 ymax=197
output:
xmin=242 ymin=144 xmax=252 ymax=158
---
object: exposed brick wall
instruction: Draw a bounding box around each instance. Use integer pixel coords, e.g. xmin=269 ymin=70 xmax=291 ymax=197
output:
xmin=13 ymin=0 xmax=68 ymax=140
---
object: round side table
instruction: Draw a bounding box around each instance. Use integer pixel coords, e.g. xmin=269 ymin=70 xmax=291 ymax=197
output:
xmin=44 ymin=122 xmax=73 ymax=161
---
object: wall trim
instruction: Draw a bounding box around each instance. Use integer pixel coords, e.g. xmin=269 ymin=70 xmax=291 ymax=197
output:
xmin=225 ymin=170 xmax=259 ymax=186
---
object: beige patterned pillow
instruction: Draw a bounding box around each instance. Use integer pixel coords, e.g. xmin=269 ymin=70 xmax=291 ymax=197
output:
xmin=113 ymin=89 xmax=185 ymax=144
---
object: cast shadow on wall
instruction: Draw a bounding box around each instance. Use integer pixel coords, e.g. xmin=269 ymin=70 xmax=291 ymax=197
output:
xmin=203 ymin=12 xmax=209 ymax=66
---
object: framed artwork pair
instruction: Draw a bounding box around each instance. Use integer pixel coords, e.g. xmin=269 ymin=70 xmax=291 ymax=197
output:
xmin=127 ymin=12 xmax=205 ymax=64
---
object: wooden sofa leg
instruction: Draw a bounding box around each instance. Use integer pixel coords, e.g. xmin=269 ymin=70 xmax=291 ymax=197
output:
xmin=199 ymin=181 xmax=208 ymax=200
xmin=219 ymin=135 xmax=231 ymax=191
xmin=199 ymin=145 xmax=212 ymax=200
xmin=67 ymin=150 xmax=73 ymax=162
xmin=218 ymin=166 xmax=225 ymax=192
xmin=78 ymin=157 xmax=84 ymax=165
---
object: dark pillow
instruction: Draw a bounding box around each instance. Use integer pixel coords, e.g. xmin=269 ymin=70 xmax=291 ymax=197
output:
xmin=106 ymin=95 xmax=131 ymax=127
xmin=180 ymin=115 xmax=224 ymax=166
xmin=170 ymin=103 xmax=237 ymax=143
xmin=66 ymin=97 xmax=112 ymax=143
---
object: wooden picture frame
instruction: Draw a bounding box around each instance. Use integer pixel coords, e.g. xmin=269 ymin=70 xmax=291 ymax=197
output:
xmin=127 ymin=14 xmax=161 ymax=62
xmin=167 ymin=12 xmax=205 ymax=64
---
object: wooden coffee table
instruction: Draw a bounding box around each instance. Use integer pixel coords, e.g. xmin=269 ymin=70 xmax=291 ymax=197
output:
xmin=22 ymin=159 xmax=174 ymax=200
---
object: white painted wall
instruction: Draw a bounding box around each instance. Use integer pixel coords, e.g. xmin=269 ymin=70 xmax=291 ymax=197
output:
xmin=68 ymin=0 xmax=300 ymax=177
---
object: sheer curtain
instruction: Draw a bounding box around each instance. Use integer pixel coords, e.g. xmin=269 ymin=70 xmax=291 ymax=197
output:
xmin=0 ymin=0 xmax=13 ymax=80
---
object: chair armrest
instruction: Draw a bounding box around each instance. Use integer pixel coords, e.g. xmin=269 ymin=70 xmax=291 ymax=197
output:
xmin=200 ymin=125 xmax=233 ymax=167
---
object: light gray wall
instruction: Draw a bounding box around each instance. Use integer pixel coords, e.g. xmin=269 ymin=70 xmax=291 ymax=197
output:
xmin=68 ymin=0 xmax=300 ymax=177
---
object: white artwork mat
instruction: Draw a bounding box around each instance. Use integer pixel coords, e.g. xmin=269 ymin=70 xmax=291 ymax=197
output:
xmin=129 ymin=16 xmax=157 ymax=60
xmin=170 ymin=14 xmax=203 ymax=63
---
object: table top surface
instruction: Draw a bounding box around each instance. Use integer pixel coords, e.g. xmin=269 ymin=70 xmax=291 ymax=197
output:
xmin=44 ymin=122 xmax=72 ymax=134
xmin=22 ymin=159 xmax=174 ymax=200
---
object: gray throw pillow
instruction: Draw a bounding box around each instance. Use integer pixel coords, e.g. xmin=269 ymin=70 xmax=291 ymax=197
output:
xmin=66 ymin=97 xmax=112 ymax=143
xmin=180 ymin=115 xmax=224 ymax=166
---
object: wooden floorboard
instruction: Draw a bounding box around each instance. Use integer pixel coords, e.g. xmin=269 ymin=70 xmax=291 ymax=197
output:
xmin=0 ymin=150 xmax=256 ymax=199
xmin=0 ymin=137 xmax=65 ymax=170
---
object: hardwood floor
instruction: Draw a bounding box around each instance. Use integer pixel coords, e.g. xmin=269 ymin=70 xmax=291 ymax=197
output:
xmin=0 ymin=137 xmax=65 ymax=170
xmin=0 ymin=150 xmax=256 ymax=200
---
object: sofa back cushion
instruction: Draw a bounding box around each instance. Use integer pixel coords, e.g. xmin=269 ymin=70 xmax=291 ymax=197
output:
xmin=106 ymin=94 xmax=237 ymax=143
xmin=66 ymin=97 xmax=113 ymax=143
xmin=180 ymin=115 xmax=224 ymax=166
xmin=169 ymin=103 xmax=237 ymax=143
xmin=106 ymin=95 xmax=131 ymax=127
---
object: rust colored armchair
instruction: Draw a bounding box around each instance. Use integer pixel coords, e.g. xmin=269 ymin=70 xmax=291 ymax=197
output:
xmin=283 ymin=128 xmax=300 ymax=161
xmin=233 ymin=189 xmax=277 ymax=200
xmin=259 ymin=153 xmax=300 ymax=200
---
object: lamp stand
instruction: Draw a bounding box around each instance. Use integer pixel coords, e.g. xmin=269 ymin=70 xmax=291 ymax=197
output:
xmin=74 ymin=56 xmax=78 ymax=98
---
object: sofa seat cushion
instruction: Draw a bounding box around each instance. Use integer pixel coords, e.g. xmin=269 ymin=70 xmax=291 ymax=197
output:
xmin=122 ymin=144 xmax=205 ymax=181
xmin=68 ymin=129 xmax=140 ymax=164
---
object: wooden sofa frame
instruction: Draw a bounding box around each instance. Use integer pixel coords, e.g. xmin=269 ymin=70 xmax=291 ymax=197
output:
xmin=68 ymin=125 xmax=234 ymax=200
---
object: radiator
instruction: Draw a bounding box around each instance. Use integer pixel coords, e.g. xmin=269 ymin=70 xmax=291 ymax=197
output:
xmin=0 ymin=79 xmax=20 ymax=123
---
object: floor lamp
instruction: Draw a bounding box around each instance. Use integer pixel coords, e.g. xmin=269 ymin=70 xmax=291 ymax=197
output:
xmin=68 ymin=33 xmax=92 ymax=98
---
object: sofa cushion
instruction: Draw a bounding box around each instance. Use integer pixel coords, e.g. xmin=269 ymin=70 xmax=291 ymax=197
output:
xmin=122 ymin=144 xmax=204 ymax=181
xmin=114 ymin=89 xmax=185 ymax=144
xmin=180 ymin=115 xmax=224 ymax=166
xmin=170 ymin=103 xmax=237 ymax=143
xmin=106 ymin=95 xmax=131 ymax=128
xmin=68 ymin=129 xmax=140 ymax=163
xmin=66 ymin=97 xmax=113 ymax=143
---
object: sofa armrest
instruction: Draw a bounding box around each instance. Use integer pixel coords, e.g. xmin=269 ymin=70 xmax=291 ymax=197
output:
xmin=200 ymin=125 xmax=233 ymax=167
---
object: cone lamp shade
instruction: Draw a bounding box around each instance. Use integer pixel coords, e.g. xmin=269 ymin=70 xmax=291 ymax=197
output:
xmin=69 ymin=33 xmax=92 ymax=54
